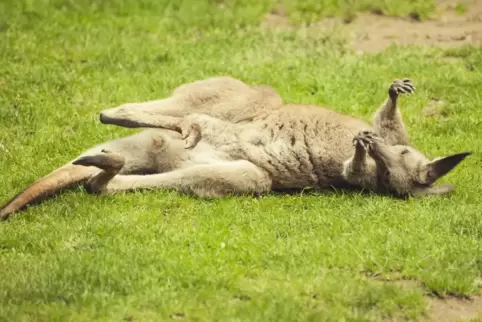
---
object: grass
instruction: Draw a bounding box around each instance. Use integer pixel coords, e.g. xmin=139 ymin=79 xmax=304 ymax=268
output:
xmin=0 ymin=0 xmax=481 ymax=321
xmin=281 ymin=0 xmax=436 ymax=23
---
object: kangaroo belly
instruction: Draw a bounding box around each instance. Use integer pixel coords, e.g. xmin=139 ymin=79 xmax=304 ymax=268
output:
xmin=238 ymin=108 xmax=373 ymax=189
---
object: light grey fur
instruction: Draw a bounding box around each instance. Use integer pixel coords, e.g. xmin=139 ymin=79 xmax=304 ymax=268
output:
xmin=0 ymin=77 xmax=471 ymax=219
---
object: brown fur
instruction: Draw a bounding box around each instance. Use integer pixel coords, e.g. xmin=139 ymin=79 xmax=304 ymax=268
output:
xmin=0 ymin=77 xmax=471 ymax=220
xmin=0 ymin=165 xmax=99 ymax=218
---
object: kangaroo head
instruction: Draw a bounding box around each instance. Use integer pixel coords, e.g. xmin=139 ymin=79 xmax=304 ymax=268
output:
xmin=376 ymin=145 xmax=471 ymax=198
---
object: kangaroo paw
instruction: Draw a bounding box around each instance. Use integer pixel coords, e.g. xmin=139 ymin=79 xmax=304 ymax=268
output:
xmin=356 ymin=130 xmax=385 ymax=154
xmin=353 ymin=135 xmax=368 ymax=151
xmin=389 ymin=78 xmax=415 ymax=100
xmin=356 ymin=130 xmax=383 ymax=142
xmin=180 ymin=121 xmax=202 ymax=150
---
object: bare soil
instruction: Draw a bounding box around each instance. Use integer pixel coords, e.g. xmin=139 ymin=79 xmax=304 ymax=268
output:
xmin=262 ymin=0 xmax=482 ymax=53
xmin=428 ymin=295 xmax=482 ymax=322
xmin=371 ymin=278 xmax=482 ymax=321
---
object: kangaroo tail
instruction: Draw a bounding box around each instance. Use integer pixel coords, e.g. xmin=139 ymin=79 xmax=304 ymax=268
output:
xmin=0 ymin=164 xmax=99 ymax=220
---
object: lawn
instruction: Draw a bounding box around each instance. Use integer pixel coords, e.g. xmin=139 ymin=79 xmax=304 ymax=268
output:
xmin=0 ymin=0 xmax=481 ymax=321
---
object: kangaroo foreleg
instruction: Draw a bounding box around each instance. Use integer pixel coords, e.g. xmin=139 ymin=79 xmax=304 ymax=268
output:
xmin=342 ymin=132 xmax=377 ymax=190
xmin=372 ymin=79 xmax=415 ymax=146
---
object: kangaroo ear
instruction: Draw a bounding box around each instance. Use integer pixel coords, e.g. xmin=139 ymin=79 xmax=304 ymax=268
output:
xmin=426 ymin=152 xmax=471 ymax=184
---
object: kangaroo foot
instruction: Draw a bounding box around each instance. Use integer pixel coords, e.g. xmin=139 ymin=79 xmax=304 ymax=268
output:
xmin=73 ymin=149 xmax=125 ymax=172
xmin=73 ymin=150 xmax=125 ymax=194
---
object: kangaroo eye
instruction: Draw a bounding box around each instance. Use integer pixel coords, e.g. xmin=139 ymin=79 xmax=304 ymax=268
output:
xmin=401 ymin=149 xmax=410 ymax=155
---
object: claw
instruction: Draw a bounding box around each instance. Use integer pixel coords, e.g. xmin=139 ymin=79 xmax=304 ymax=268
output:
xmin=356 ymin=139 xmax=366 ymax=149
xmin=353 ymin=136 xmax=368 ymax=152
xmin=391 ymin=78 xmax=415 ymax=94
xmin=357 ymin=130 xmax=385 ymax=149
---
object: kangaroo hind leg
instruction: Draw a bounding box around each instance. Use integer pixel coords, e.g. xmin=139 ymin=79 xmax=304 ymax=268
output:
xmin=0 ymin=130 xmax=174 ymax=220
xmin=74 ymin=153 xmax=273 ymax=198
xmin=99 ymin=77 xmax=251 ymax=128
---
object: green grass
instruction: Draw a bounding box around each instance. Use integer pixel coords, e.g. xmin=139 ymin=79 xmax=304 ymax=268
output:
xmin=281 ymin=0 xmax=436 ymax=23
xmin=1 ymin=0 xmax=481 ymax=321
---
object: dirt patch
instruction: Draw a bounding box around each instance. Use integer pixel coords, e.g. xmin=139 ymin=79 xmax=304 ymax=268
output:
xmin=262 ymin=7 xmax=291 ymax=30
xmin=428 ymin=296 xmax=482 ymax=322
xmin=423 ymin=98 xmax=448 ymax=119
xmin=262 ymin=0 xmax=482 ymax=53
xmin=370 ymin=277 xmax=482 ymax=321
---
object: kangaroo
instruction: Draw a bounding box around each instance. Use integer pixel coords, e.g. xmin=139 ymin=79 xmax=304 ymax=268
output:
xmin=0 ymin=77 xmax=471 ymax=220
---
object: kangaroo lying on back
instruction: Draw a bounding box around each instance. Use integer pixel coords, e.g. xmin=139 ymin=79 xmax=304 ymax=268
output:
xmin=0 ymin=77 xmax=471 ymax=220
